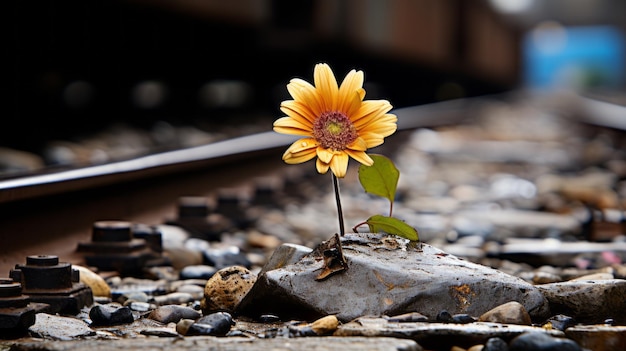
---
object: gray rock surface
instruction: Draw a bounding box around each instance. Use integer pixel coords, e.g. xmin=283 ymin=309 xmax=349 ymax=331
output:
xmin=28 ymin=313 xmax=95 ymax=341
xmin=335 ymin=317 xmax=563 ymax=350
xmin=237 ymin=233 xmax=549 ymax=322
xmin=1 ymin=336 xmax=421 ymax=351
xmin=536 ymin=279 xmax=626 ymax=324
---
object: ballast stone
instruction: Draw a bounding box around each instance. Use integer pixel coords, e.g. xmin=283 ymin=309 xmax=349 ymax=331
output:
xmin=237 ymin=233 xmax=549 ymax=322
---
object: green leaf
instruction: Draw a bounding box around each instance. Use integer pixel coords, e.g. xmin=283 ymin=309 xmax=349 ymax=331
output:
xmin=358 ymin=154 xmax=399 ymax=205
xmin=365 ymin=214 xmax=419 ymax=241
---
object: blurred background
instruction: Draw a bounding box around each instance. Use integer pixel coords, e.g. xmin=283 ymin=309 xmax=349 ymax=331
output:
xmin=4 ymin=0 xmax=626 ymax=178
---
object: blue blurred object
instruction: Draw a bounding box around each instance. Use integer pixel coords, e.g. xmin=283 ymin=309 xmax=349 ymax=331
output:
xmin=523 ymin=24 xmax=625 ymax=90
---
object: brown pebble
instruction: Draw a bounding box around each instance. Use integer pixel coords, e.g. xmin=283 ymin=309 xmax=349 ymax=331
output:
xmin=202 ymin=265 xmax=257 ymax=314
xmin=478 ymin=301 xmax=531 ymax=325
xmin=310 ymin=315 xmax=339 ymax=335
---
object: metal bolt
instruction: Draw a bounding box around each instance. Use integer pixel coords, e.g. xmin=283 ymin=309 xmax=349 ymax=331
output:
xmin=92 ymin=220 xmax=133 ymax=242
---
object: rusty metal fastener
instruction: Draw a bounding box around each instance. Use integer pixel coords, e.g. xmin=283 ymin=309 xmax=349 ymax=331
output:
xmin=77 ymin=220 xmax=159 ymax=275
xmin=9 ymin=255 xmax=92 ymax=316
xmin=0 ymin=279 xmax=40 ymax=338
xmin=166 ymin=196 xmax=228 ymax=241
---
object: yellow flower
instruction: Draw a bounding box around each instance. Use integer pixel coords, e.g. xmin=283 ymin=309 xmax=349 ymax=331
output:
xmin=273 ymin=63 xmax=397 ymax=178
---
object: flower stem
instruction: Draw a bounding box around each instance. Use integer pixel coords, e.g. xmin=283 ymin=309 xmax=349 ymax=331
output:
xmin=332 ymin=173 xmax=345 ymax=236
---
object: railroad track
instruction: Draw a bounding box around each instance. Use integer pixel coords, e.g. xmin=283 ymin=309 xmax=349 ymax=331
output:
xmin=0 ymin=91 xmax=623 ymax=277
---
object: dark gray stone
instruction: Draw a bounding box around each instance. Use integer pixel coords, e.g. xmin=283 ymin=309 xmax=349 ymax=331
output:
xmin=535 ymin=279 xmax=626 ymax=324
xmin=509 ymin=332 xmax=581 ymax=351
xmin=89 ymin=305 xmax=134 ymax=326
xmin=237 ymin=233 xmax=549 ymax=322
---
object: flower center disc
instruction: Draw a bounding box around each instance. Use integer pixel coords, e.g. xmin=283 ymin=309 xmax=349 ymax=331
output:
xmin=313 ymin=111 xmax=357 ymax=151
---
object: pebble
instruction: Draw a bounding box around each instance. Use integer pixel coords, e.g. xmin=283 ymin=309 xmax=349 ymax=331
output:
xmin=309 ymin=315 xmax=339 ymax=335
xmin=544 ymin=314 xmax=577 ymax=331
xmin=179 ymin=265 xmax=217 ymax=280
xmin=202 ymin=265 xmax=257 ymax=314
xmin=478 ymin=301 xmax=531 ymax=325
xmin=509 ymin=332 xmax=582 ymax=351
xmin=184 ymin=312 xmax=234 ymax=336
xmin=174 ymin=284 xmax=205 ymax=300
xmin=73 ymin=265 xmax=111 ymax=298
xmin=483 ymin=337 xmax=509 ymax=351
xmin=28 ymin=313 xmax=96 ymax=341
xmin=536 ymin=279 xmax=626 ymax=324
xmin=147 ymin=305 xmax=201 ymax=324
xmin=152 ymin=292 xmax=195 ymax=305
xmin=89 ymin=304 xmax=135 ymax=326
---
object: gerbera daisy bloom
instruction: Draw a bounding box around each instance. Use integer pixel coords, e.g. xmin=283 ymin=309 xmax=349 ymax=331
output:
xmin=273 ymin=63 xmax=397 ymax=178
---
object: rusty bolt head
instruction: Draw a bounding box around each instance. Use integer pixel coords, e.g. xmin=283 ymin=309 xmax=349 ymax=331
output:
xmin=93 ymin=220 xmax=133 ymax=242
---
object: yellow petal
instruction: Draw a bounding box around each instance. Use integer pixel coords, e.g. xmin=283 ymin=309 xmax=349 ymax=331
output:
xmin=314 ymin=63 xmax=338 ymax=111
xmin=316 ymin=158 xmax=330 ymax=174
xmin=283 ymin=147 xmax=317 ymax=164
xmin=273 ymin=116 xmax=310 ymax=130
xmin=287 ymin=78 xmax=315 ymax=98
xmin=284 ymin=138 xmax=319 ymax=154
xmin=359 ymin=132 xmax=385 ymax=148
xmin=338 ymin=69 xmax=364 ymax=113
xmin=329 ymin=152 xmax=349 ymax=178
xmin=347 ymin=137 xmax=367 ymax=151
xmin=352 ymin=101 xmax=393 ymax=129
xmin=345 ymin=149 xmax=373 ymax=166
xmin=273 ymin=116 xmax=312 ymax=136
xmin=286 ymin=82 xmax=323 ymax=119
xmin=280 ymin=101 xmax=315 ymax=127
xmin=363 ymin=122 xmax=397 ymax=137
xmin=344 ymin=90 xmax=364 ymax=119
xmin=316 ymin=147 xmax=334 ymax=164
xmin=273 ymin=125 xmax=313 ymax=137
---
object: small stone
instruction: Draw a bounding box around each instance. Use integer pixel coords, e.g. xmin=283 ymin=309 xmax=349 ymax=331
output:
xmin=483 ymin=337 xmax=509 ymax=351
xmin=202 ymin=265 xmax=256 ymax=314
xmin=437 ymin=310 xmax=453 ymax=322
xmin=28 ymin=313 xmax=95 ymax=341
xmin=189 ymin=312 xmax=234 ymax=336
xmin=89 ymin=304 xmax=134 ymax=326
xmin=247 ymin=230 xmax=282 ymax=249
xmin=118 ymin=291 xmax=150 ymax=304
xmin=203 ymin=246 xmax=251 ymax=270
xmin=126 ymin=301 xmax=153 ymax=312
xmin=140 ymin=328 xmax=179 ymax=337
xmin=479 ymin=301 xmax=531 ymax=325
xmin=175 ymin=319 xmax=195 ymax=335
xmin=385 ymin=312 xmax=429 ymax=322
xmin=164 ymin=247 xmax=204 ymax=271
xmin=509 ymin=332 xmax=581 ymax=351
xmin=174 ymin=284 xmax=205 ymax=300
xmin=73 ymin=265 xmax=111 ymax=298
xmin=258 ymin=314 xmax=281 ymax=323
xmin=545 ymin=314 xmax=576 ymax=331
xmin=148 ymin=305 xmax=201 ymax=324
xmin=452 ymin=314 xmax=477 ymax=324
xmin=532 ymin=271 xmax=562 ymax=285
xmin=179 ymin=265 xmax=217 ymax=280
xmin=310 ymin=315 xmax=339 ymax=335
xmin=152 ymin=292 xmax=195 ymax=305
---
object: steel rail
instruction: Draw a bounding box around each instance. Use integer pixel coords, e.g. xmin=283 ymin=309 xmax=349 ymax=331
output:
xmin=0 ymin=97 xmax=476 ymax=204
